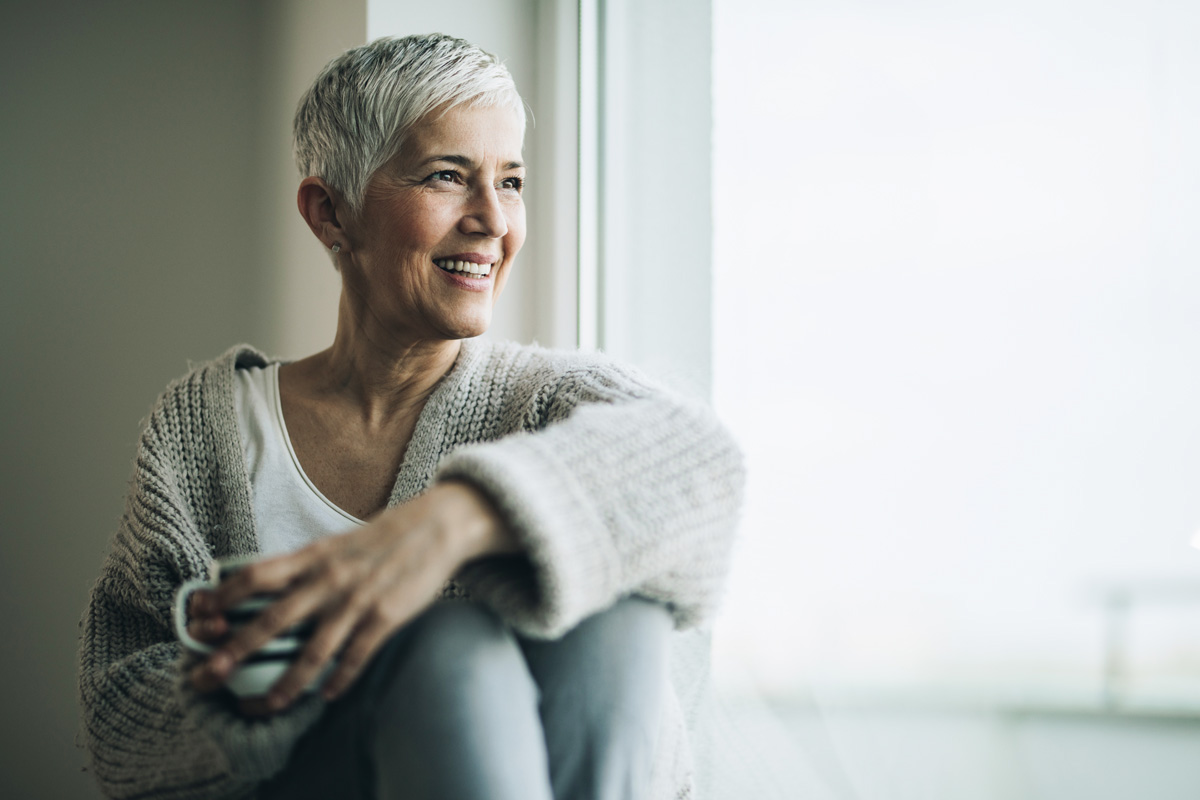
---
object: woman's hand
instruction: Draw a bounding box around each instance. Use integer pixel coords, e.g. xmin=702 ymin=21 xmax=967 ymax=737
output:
xmin=185 ymin=590 xmax=230 ymax=645
xmin=188 ymin=480 xmax=517 ymax=715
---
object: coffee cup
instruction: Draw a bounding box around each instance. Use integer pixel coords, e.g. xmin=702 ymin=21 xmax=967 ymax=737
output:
xmin=173 ymin=555 xmax=329 ymax=697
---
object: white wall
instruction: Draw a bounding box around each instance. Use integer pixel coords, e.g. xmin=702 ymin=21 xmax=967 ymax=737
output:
xmin=0 ymin=2 xmax=276 ymax=796
xmin=260 ymin=0 xmax=367 ymax=358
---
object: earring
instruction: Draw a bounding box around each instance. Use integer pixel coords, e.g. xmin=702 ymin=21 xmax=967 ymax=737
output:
xmin=331 ymin=242 xmax=342 ymax=253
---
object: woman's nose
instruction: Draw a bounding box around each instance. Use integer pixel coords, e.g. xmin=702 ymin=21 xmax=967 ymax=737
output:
xmin=460 ymin=186 xmax=509 ymax=238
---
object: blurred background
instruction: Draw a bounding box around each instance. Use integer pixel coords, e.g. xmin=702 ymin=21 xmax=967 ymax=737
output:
xmin=3 ymin=0 xmax=1200 ymax=797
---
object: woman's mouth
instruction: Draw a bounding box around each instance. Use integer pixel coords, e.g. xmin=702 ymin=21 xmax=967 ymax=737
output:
xmin=434 ymin=258 xmax=492 ymax=278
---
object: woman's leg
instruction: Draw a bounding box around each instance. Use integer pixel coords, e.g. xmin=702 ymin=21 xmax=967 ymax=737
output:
xmin=370 ymin=601 xmax=554 ymax=800
xmin=520 ymin=597 xmax=673 ymax=800
xmin=259 ymin=601 xmax=554 ymax=800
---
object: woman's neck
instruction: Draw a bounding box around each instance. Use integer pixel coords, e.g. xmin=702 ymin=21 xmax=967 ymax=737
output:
xmin=289 ymin=312 xmax=462 ymax=430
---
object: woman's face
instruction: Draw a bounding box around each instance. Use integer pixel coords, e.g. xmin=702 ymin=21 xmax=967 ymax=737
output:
xmin=342 ymin=102 xmax=526 ymax=343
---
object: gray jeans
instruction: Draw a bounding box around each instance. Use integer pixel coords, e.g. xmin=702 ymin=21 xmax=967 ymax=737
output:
xmin=258 ymin=598 xmax=672 ymax=800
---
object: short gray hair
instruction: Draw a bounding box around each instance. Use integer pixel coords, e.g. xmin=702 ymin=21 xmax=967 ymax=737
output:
xmin=294 ymin=34 xmax=524 ymax=217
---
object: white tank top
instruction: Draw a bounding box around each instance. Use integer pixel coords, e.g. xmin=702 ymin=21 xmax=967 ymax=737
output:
xmin=232 ymin=364 xmax=364 ymax=556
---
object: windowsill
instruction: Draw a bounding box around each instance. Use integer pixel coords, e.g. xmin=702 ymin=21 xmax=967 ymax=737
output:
xmin=730 ymin=680 xmax=1200 ymax=721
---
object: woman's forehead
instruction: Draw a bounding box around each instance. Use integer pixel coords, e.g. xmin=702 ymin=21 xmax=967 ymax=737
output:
xmin=402 ymin=104 xmax=525 ymax=164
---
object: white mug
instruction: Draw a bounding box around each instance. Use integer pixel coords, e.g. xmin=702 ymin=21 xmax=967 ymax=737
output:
xmin=173 ymin=556 xmax=329 ymax=697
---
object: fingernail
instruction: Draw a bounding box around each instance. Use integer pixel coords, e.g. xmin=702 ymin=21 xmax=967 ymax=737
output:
xmin=208 ymin=652 xmax=232 ymax=677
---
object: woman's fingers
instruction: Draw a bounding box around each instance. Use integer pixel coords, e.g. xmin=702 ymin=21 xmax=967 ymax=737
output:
xmin=212 ymin=549 xmax=313 ymax=609
xmin=185 ymin=615 xmax=228 ymax=644
xmin=187 ymin=588 xmax=216 ymax=617
xmin=192 ymin=547 xmax=329 ymax=680
xmin=318 ymin=612 xmax=403 ymax=701
xmin=267 ymin=571 xmax=444 ymax=707
xmin=317 ymin=577 xmax=445 ymax=700
xmin=263 ymin=598 xmax=364 ymax=710
xmin=194 ymin=543 xmax=362 ymax=690
xmin=185 ymin=589 xmax=228 ymax=643
xmin=190 ymin=492 xmax=482 ymax=709
xmin=238 ymin=696 xmax=274 ymax=717
xmin=206 ymin=587 xmax=329 ymax=678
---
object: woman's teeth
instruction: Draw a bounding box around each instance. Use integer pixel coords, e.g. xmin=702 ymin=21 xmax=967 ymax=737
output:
xmin=434 ymin=259 xmax=492 ymax=277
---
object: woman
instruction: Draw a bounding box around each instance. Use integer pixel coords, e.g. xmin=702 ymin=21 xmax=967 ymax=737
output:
xmin=79 ymin=34 xmax=743 ymax=800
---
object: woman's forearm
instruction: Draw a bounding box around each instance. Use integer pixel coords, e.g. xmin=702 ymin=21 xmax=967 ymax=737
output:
xmin=424 ymin=479 xmax=522 ymax=565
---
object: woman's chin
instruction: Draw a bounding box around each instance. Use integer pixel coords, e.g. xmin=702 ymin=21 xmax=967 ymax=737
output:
xmin=434 ymin=314 xmax=492 ymax=341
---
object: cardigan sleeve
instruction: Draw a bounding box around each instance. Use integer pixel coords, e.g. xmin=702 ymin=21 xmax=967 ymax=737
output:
xmin=78 ymin=382 xmax=322 ymax=800
xmin=436 ymin=353 xmax=745 ymax=639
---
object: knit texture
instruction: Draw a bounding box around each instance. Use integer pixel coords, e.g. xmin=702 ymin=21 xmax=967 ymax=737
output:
xmin=79 ymin=339 xmax=745 ymax=799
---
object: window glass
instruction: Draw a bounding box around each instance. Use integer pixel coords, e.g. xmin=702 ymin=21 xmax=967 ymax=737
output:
xmin=712 ymin=0 xmax=1200 ymax=711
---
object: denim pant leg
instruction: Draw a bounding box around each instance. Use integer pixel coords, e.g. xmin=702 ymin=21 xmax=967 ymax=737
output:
xmin=521 ymin=597 xmax=674 ymax=800
xmin=258 ymin=598 xmax=671 ymax=800
xmin=259 ymin=601 xmax=553 ymax=800
xmin=370 ymin=602 xmax=554 ymax=800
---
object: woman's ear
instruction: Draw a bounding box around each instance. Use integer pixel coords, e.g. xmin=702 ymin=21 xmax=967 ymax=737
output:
xmin=297 ymin=177 xmax=349 ymax=253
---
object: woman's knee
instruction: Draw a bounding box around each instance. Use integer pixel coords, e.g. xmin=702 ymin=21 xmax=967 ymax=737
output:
xmin=543 ymin=597 xmax=670 ymax=668
xmin=361 ymin=603 xmax=554 ymax=800
xmin=371 ymin=601 xmax=537 ymax=712
xmin=525 ymin=598 xmax=673 ymax=722
xmin=519 ymin=599 xmax=672 ymax=796
xmin=589 ymin=596 xmax=674 ymax=651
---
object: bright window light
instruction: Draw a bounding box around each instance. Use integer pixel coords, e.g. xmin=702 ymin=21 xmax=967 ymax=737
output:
xmin=711 ymin=0 xmax=1200 ymax=707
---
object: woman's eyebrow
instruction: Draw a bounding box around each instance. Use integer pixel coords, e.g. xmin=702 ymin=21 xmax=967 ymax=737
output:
xmin=419 ymin=154 xmax=525 ymax=170
xmin=421 ymin=154 xmax=473 ymax=168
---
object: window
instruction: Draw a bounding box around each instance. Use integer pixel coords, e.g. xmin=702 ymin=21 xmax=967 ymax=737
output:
xmin=596 ymin=0 xmax=1200 ymax=796
xmin=711 ymin=0 xmax=1200 ymax=711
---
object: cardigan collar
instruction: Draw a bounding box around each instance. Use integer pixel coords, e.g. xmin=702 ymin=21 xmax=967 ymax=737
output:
xmin=204 ymin=338 xmax=489 ymax=557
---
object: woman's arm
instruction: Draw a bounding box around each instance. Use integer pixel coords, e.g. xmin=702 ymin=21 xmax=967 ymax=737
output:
xmin=80 ymin=573 xmax=256 ymax=799
xmin=179 ymin=346 xmax=742 ymax=717
xmin=438 ymin=353 xmax=746 ymax=638
xmin=79 ymin=375 xmax=324 ymax=798
xmin=187 ymin=481 xmax=519 ymax=712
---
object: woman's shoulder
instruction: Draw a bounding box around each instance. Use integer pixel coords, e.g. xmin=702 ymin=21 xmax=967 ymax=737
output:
xmin=140 ymin=343 xmax=274 ymax=442
xmin=463 ymin=337 xmax=660 ymax=392
xmin=156 ymin=344 xmax=271 ymax=394
xmin=457 ymin=339 xmax=705 ymax=430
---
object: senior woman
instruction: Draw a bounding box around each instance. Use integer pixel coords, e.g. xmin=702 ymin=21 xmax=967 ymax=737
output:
xmin=79 ymin=34 xmax=742 ymax=800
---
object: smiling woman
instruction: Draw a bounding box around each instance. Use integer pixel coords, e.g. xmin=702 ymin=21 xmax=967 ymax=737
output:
xmin=77 ymin=34 xmax=744 ymax=800
xmin=308 ymin=103 xmax=527 ymax=344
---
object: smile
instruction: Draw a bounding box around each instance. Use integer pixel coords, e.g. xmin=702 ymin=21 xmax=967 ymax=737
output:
xmin=434 ymin=258 xmax=493 ymax=278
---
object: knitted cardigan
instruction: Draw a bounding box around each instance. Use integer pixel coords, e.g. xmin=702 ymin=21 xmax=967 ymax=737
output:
xmin=78 ymin=339 xmax=744 ymax=799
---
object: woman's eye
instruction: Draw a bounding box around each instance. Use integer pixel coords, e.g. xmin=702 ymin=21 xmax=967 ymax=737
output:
xmin=500 ymin=176 xmax=525 ymax=192
xmin=427 ymin=170 xmax=460 ymax=184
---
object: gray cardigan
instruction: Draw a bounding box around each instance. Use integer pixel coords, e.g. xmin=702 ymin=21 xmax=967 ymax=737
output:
xmin=79 ymin=339 xmax=744 ymax=799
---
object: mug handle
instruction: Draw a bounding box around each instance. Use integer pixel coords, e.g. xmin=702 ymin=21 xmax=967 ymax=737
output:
xmin=173 ymin=577 xmax=217 ymax=654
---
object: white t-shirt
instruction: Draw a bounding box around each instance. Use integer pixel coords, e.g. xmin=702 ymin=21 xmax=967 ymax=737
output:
xmin=232 ymin=363 xmax=364 ymax=556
